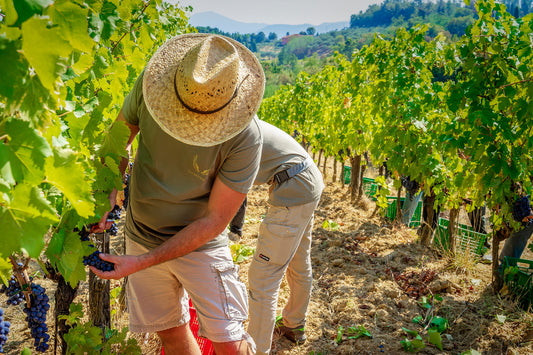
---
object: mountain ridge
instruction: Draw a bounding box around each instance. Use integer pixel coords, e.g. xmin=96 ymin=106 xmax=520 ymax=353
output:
xmin=189 ymin=11 xmax=349 ymax=38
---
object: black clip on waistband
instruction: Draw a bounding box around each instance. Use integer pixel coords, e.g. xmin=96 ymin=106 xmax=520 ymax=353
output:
xmin=274 ymin=170 xmax=291 ymax=184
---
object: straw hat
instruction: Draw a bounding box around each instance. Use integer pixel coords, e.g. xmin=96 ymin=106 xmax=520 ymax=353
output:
xmin=143 ymin=33 xmax=265 ymax=146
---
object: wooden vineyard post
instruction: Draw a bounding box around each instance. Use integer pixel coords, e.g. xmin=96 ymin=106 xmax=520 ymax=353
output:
xmin=447 ymin=208 xmax=459 ymax=253
xmin=54 ymin=276 xmax=79 ymax=354
xmin=89 ymin=232 xmax=111 ymax=332
xmin=492 ymin=226 xmax=511 ymax=291
xmin=358 ymin=163 xmax=367 ymax=198
xmin=419 ymin=191 xmax=437 ymax=246
xmin=350 ymin=154 xmax=361 ymax=203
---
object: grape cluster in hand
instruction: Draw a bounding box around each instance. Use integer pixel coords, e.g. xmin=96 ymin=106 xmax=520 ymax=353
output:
xmin=0 ymin=308 xmax=11 ymax=353
xmin=83 ymin=250 xmax=115 ymax=272
xmin=512 ymin=195 xmax=532 ymax=224
xmin=79 ymin=226 xmax=116 ymax=272
xmin=23 ymin=284 xmax=50 ymax=353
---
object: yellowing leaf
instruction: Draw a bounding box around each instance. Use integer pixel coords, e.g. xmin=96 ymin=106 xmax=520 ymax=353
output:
xmin=21 ymin=16 xmax=72 ymax=91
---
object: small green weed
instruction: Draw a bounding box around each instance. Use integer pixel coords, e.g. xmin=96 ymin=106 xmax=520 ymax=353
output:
xmin=59 ymin=303 xmax=141 ymax=354
xmin=322 ymin=220 xmax=340 ymax=230
xmin=335 ymin=324 xmax=372 ymax=344
xmin=230 ymin=243 xmax=255 ymax=263
xmin=401 ymin=294 xmax=449 ymax=351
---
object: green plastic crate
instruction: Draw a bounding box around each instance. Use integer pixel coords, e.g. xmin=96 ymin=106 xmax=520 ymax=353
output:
xmin=343 ymin=166 xmax=351 ymax=184
xmin=433 ymin=218 xmax=487 ymax=257
xmin=385 ymin=196 xmax=422 ymax=228
xmin=343 ymin=167 xmax=378 ymax=197
xmin=502 ymin=256 xmax=533 ymax=308
xmin=362 ymin=177 xmax=378 ymax=198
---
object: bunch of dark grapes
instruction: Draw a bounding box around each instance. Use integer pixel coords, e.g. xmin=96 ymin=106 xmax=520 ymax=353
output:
xmin=105 ymin=204 xmax=121 ymax=236
xmin=382 ymin=161 xmax=390 ymax=179
xmin=512 ymin=195 xmax=532 ymax=224
xmin=108 ymin=204 xmax=122 ymax=221
xmin=0 ymin=308 xmax=11 ymax=353
xmin=401 ymin=176 xmax=420 ymax=198
xmin=0 ymin=276 xmax=24 ymax=306
xmin=23 ymin=284 xmax=50 ymax=353
xmin=83 ymin=250 xmax=115 ymax=272
xmin=79 ymin=226 xmax=115 ymax=272
xmin=123 ymin=169 xmax=131 ymax=209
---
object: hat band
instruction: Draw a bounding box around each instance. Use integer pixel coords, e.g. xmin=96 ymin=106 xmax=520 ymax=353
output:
xmin=174 ymin=72 xmax=250 ymax=115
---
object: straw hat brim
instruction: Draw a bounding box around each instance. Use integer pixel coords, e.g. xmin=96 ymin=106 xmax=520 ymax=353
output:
xmin=143 ymin=33 xmax=265 ymax=146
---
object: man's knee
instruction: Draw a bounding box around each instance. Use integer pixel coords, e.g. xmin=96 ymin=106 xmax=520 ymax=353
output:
xmin=157 ymin=322 xmax=191 ymax=340
xmin=212 ymin=339 xmax=254 ymax=355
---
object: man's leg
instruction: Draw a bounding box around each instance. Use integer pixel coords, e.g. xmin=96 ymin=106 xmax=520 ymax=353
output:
xmin=178 ymin=247 xmax=255 ymax=355
xmin=157 ymin=324 xmax=201 ymax=355
xmin=282 ymin=209 xmax=315 ymax=332
xmin=499 ymin=223 xmax=533 ymax=263
xmin=401 ymin=191 xmax=423 ymax=226
xmin=248 ymin=201 xmax=318 ymax=354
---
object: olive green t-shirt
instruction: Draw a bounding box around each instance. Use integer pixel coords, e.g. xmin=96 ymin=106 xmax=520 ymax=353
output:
xmin=122 ymin=72 xmax=262 ymax=250
xmin=256 ymin=119 xmax=324 ymax=206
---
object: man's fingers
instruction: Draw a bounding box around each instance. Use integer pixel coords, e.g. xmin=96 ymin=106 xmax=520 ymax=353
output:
xmin=98 ymin=253 xmax=115 ymax=262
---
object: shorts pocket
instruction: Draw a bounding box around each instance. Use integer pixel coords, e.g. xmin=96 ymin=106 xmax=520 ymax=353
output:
xmin=212 ymin=262 xmax=248 ymax=321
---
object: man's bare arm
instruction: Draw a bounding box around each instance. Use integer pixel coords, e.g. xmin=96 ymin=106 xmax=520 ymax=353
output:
xmin=90 ymin=177 xmax=247 ymax=279
xmin=95 ymin=110 xmax=139 ymax=232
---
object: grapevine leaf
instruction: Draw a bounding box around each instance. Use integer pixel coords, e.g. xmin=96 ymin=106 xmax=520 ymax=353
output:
xmin=0 ymin=0 xmax=19 ymax=25
xmin=5 ymin=118 xmax=52 ymax=184
xmin=17 ymin=76 xmax=53 ymax=120
xmin=21 ymin=15 xmax=72 ymax=91
xmin=45 ymin=229 xmax=66 ymax=269
xmin=0 ymin=183 xmax=58 ymax=258
xmin=0 ymin=256 xmax=11 ymax=286
xmin=20 ymin=349 xmax=32 ymax=355
xmin=59 ymin=231 xmax=91 ymax=286
xmin=0 ymin=142 xmax=16 ymax=188
xmin=44 ymin=149 xmax=95 ymax=218
xmin=0 ymin=39 xmax=25 ymax=99
xmin=99 ymin=119 xmax=131 ymax=158
xmin=13 ymin=0 xmax=52 ymax=25
xmin=47 ymin=1 xmax=94 ymax=53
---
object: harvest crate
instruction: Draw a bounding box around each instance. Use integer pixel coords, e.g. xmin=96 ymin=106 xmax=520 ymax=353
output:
xmin=433 ymin=218 xmax=487 ymax=257
xmin=343 ymin=165 xmax=351 ymax=184
xmin=162 ymin=298 xmax=215 ymax=355
xmin=502 ymin=256 xmax=533 ymax=308
xmin=343 ymin=166 xmax=378 ymax=198
xmin=363 ymin=178 xmax=378 ymax=199
xmin=385 ymin=196 xmax=422 ymax=228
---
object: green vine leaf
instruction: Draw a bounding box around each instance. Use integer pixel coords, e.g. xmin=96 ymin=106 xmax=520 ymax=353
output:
xmin=45 ymin=149 xmax=95 ymax=218
xmin=21 ymin=15 xmax=72 ymax=92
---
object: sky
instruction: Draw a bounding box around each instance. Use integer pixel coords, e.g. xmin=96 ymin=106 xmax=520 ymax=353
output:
xmin=168 ymin=0 xmax=385 ymax=25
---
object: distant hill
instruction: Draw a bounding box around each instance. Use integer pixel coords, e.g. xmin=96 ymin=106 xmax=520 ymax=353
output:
xmin=189 ymin=11 xmax=349 ymax=37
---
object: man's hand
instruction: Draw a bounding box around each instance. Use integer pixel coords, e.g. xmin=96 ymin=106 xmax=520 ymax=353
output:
xmin=92 ymin=188 xmax=118 ymax=233
xmin=522 ymin=215 xmax=533 ymax=223
xmin=89 ymin=253 xmax=143 ymax=280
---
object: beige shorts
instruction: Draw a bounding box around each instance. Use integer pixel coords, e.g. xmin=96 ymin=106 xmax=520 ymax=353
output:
xmin=125 ymin=238 xmax=249 ymax=343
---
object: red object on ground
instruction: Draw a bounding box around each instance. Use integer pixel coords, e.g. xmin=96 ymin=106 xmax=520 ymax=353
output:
xmin=161 ymin=299 xmax=215 ymax=355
